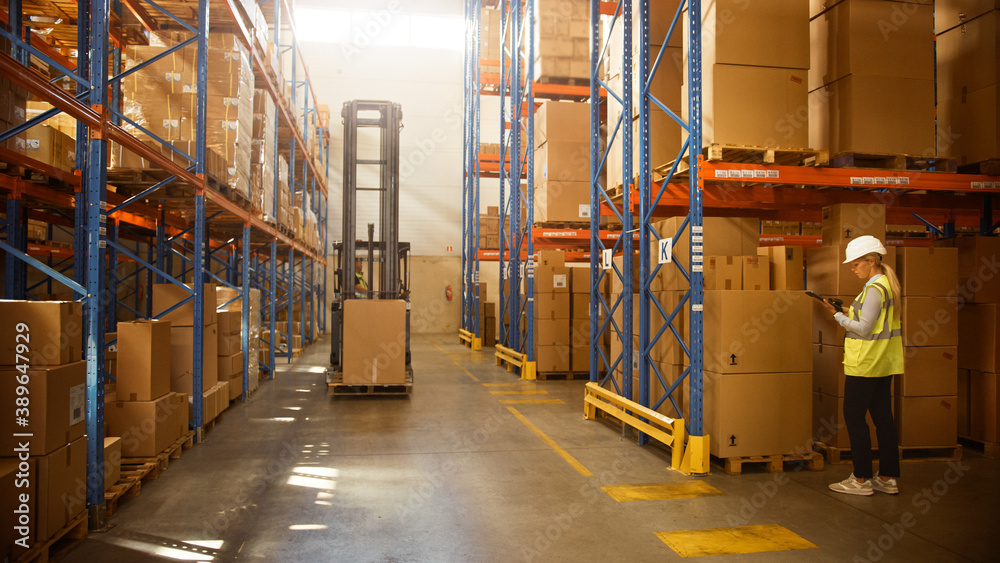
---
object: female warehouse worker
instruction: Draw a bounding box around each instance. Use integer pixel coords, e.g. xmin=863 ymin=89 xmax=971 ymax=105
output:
xmin=821 ymin=235 xmax=903 ymax=496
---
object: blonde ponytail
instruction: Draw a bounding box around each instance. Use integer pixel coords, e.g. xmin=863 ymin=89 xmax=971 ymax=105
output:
xmin=873 ymin=254 xmax=902 ymax=321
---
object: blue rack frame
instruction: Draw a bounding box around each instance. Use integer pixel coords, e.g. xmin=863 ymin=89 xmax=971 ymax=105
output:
xmin=0 ymin=0 xmax=330 ymax=529
xmin=461 ymin=0 xmax=483 ymax=348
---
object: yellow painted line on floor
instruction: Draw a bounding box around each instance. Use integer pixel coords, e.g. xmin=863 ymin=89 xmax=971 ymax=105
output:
xmin=506 ymin=406 xmax=592 ymax=477
xmin=602 ymin=481 xmax=725 ymax=502
xmin=499 ymin=399 xmax=564 ymax=405
xmin=434 ymin=343 xmax=480 ymax=382
xmin=489 ymin=390 xmax=549 ymax=395
xmin=482 ymin=382 xmax=536 ymax=387
xmin=656 ymin=524 xmax=818 ymax=558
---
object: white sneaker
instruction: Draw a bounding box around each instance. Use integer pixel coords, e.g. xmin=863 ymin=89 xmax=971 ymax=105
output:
xmin=871 ymin=472 xmax=899 ymax=495
xmin=829 ymin=474 xmax=874 ymax=496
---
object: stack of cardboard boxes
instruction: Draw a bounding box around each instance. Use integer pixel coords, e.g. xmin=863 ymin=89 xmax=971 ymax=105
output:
xmin=154 ymin=283 xmax=229 ymax=427
xmin=0 ymin=77 xmax=28 ymax=159
xmin=218 ymin=286 xmax=261 ymax=393
xmin=939 ymin=236 xmax=1000 ymax=446
xmin=684 ymin=1 xmax=810 ymax=149
xmin=277 ymin=155 xmax=292 ymax=230
xmin=569 ymin=268 xmax=596 ymax=373
xmin=477 ymin=283 xmax=497 ymax=348
xmin=895 ymin=247 xmax=960 ymax=448
xmin=217 ymin=310 xmax=245 ymax=403
xmin=0 ymin=301 xmax=86 ymax=559
xmin=531 ymin=251 xmax=572 ymax=372
xmin=809 ymin=203 xmax=890 ymax=447
xmin=480 ymin=8 xmax=502 ymax=74
xmin=342 ymin=300 xmax=408 ymax=384
xmin=251 ymin=88 xmax=277 ymax=222
xmin=533 ymin=0 xmax=590 ymax=83
xmin=605 ymin=0 xmax=683 ymax=186
xmin=809 ymin=0 xmax=936 ymax=156
xmin=533 ymin=101 xmax=592 ymax=223
xmin=935 ymin=5 xmax=999 ymax=167
xmin=480 ymin=206 xmax=500 ymax=250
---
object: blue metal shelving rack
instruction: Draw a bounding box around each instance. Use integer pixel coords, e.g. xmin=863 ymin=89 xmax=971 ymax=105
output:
xmin=460 ymin=0 xmax=483 ymax=351
xmin=0 ymin=0 xmax=330 ymax=529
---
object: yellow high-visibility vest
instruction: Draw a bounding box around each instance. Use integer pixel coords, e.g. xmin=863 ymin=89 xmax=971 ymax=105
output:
xmin=843 ymin=275 xmax=904 ymax=377
xmin=355 ymin=271 xmax=368 ymax=299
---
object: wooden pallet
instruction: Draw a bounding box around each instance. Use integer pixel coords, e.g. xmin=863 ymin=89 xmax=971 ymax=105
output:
xmin=535 ymin=75 xmax=590 ymax=87
xmin=328 ymin=367 xmax=414 ymax=396
xmin=104 ymin=475 xmax=142 ymax=518
xmin=120 ymin=431 xmax=195 ymax=473
xmin=533 ymin=221 xmax=591 ymax=230
xmin=813 ymin=442 xmax=963 ymax=465
xmin=14 ymin=510 xmax=87 ymax=563
xmin=957 ymin=159 xmax=1000 ymax=176
xmin=536 ymin=370 xmax=590 ymax=381
xmin=652 ymin=144 xmax=829 ymax=182
xmin=831 ymin=152 xmax=957 ymax=173
xmin=958 ymin=436 xmax=1000 ymax=459
xmin=715 ymin=451 xmax=824 ymax=476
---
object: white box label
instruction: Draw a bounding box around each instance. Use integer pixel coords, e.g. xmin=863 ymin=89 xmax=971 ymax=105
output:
xmin=69 ymin=384 xmax=85 ymax=425
xmin=552 ymin=274 xmax=567 ymax=289
xmin=578 ymin=204 xmax=591 ymax=218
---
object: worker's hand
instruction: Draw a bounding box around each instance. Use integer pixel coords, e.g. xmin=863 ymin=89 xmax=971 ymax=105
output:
xmin=821 ymin=300 xmax=838 ymax=315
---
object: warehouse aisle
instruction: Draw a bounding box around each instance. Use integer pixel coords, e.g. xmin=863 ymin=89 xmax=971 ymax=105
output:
xmin=59 ymin=334 xmax=997 ymax=562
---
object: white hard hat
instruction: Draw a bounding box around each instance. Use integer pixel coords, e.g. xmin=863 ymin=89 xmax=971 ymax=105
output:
xmin=843 ymin=235 xmax=887 ymax=263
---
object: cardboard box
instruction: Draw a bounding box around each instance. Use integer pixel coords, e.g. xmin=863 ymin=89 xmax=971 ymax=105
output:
xmin=704 ymin=370 xmax=812 ymax=458
xmin=117 ymin=319 xmax=172 ymax=402
xmin=821 ymin=203 xmax=887 ymax=248
xmin=701 ymin=291 xmax=812 ymax=374
xmin=571 ymin=318 xmax=590 ymax=372
xmin=655 ymin=216 xmax=760 ymax=290
xmin=958 ymin=304 xmax=1000 ymax=372
xmin=895 ymin=395 xmax=959 ymax=447
xmin=534 ymin=292 xmax=570 ymax=320
xmin=534 ymin=265 xmax=570 ymax=293
xmin=536 ymin=318 xmax=570 ymax=346
xmin=809 ymin=0 xmax=934 ymax=89
xmin=898 ymin=346 xmax=958 ymax=397
xmin=194 ymin=386 xmax=219 ymax=425
xmin=742 ymin=256 xmax=770 ymax=291
xmin=537 ymin=345 xmax=571 ymax=372
xmin=813 ymin=343 xmax=846 ymax=397
xmin=0 ymin=457 xmax=35 ymax=560
xmin=343 ymin=300 xmax=407 ymax=384
xmin=169 ymin=324 xmax=219 ymax=394
xmin=152 ymin=283 xmax=217 ymax=327
xmin=935 ymin=10 xmax=1000 ymax=103
xmin=809 ymin=73 xmax=935 ymax=155
xmin=969 ymin=370 xmax=999 ymax=442
xmin=217 ymin=352 xmax=243 ymax=380
xmin=902 ymin=298 xmax=959 ymax=347
xmin=228 ymin=376 xmax=244 ymax=401
xmin=813 ymin=391 xmax=880 ymax=449
xmin=107 ymin=392 xmax=185 ymax=457
xmin=534 ymin=100 xmax=590 ymax=148
xmin=896 ymin=247 xmax=959 ymax=297
xmin=571 ymin=267 xmax=592 ymax=294
xmin=218 ymin=333 xmax=242 ymax=356
xmin=758 ymin=246 xmax=804 ymax=291
xmin=958 ymin=368 xmax=971 ymax=437
xmin=0 ymin=300 xmax=82 ymax=366
xmin=933 ymin=235 xmax=1000 ymax=304
xmin=934 ymin=0 xmax=998 ymax=33
xmin=702 ymin=256 xmax=743 ymax=290
xmin=571 ymin=293 xmax=590 ymax=319
xmin=534 ymin=140 xmax=589 ymax=184
xmin=537 ymin=250 xmax=566 ymax=267
xmin=695 ymin=0 xmax=809 ymax=70
xmin=217 ymin=310 xmax=242 ymax=336
xmin=36 ymin=437 xmax=86 ymax=542
xmin=103 ymin=437 xmax=121 ymax=492
xmin=0 ymin=361 xmax=85 ymax=455
xmin=812 ymin=293 xmax=855 ymax=345
xmin=216 ymin=381 xmax=230 ymax=415
xmin=535 ymin=181 xmax=591 ymax=223
xmin=937 ymin=84 xmax=999 ymax=165
xmin=806 ymin=244 xmax=896 ymax=296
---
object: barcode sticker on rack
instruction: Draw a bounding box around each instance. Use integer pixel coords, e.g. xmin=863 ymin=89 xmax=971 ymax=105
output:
xmin=767 ymin=170 xmax=780 ymax=179
xmin=715 ymin=170 xmax=730 ymax=178
xmin=741 ymin=170 xmax=754 ymax=178
xmin=754 ymin=170 xmax=767 ymax=178
xmin=851 ymin=177 xmax=864 ymax=185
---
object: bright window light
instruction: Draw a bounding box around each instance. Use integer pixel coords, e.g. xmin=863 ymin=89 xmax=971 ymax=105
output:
xmin=289 ymin=524 xmax=329 ymax=530
xmin=296 ymin=9 xmax=351 ymax=43
xmin=295 ymin=8 xmax=461 ymax=50
xmin=410 ymin=15 xmax=464 ymax=49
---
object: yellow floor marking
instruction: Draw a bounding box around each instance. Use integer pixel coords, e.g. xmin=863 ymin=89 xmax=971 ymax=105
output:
xmin=489 ymin=390 xmax=548 ymax=395
xmin=602 ymin=481 xmax=725 ymax=502
xmin=482 ymin=382 xmax=536 ymax=387
xmin=656 ymin=524 xmax=818 ymax=558
xmin=499 ymin=399 xmax=564 ymax=405
xmin=434 ymin=343 xmax=480 ymax=382
xmin=506 ymin=406 xmax=592 ymax=477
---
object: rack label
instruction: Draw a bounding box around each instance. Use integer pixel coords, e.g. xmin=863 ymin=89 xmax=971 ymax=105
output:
xmin=715 ymin=170 xmax=730 ymax=179
xmin=658 ymin=238 xmax=673 ymax=264
xmin=601 ymin=249 xmax=613 ymax=270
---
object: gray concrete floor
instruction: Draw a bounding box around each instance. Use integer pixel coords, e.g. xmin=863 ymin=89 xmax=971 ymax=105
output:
xmin=59 ymin=334 xmax=998 ymax=562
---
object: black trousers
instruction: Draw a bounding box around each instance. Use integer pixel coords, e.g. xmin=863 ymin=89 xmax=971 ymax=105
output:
xmin=844 ymin=375 xmax=900 ymax=479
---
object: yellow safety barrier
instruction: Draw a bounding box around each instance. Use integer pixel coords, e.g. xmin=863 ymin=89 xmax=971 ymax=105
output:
xmin=494 ymin=344 xmax=536 ymax=380
xmin=583 ymin=382 xmax=708 ymax=475
xmin=458 ymin=329 xmax=482 ymax=351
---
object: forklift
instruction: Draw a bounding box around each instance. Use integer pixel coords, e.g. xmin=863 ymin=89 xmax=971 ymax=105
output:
xmin=328 ymin=100 xmax=412 ymax=393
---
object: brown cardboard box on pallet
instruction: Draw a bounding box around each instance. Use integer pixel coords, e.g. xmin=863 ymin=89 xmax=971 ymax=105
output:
xmin=108 ymin=392 xmax=186 ymax=457
xmin=534 ymin=100 xmax=590 ymax=149
xmin=536 ymin=345 xmax=571 ymax=372
xmin=534 ymin=181 xmax=591 ymax=223
xmin=958 ymin=304 xmax=1000 ymax=372
xmin=702 ymin=257 xmax=743 ymax=290
xmin=821 ymin=203 xmax=887 ymax=247
xmin=117 ymin=319 xmax=172 ymax=402
xmin=36 ymin=437 xmax=86 ymax=542
xmin=153 ymin=283 xmax=218 ymax=327
xmin=897 ymin=346 xmax=958 ymax=397
xmin=104 ymin=437 xmax=121 ymax=492
xmin=534 ymin=293 xmax=570 ymax=321
xmin=933 ymin=235 xmax=1000 ymax=304
xmin=704 ymin=370 xmax=812 ymax=458
xmin=343 ymin=300 xmax=407 ymax=384
xmin=895 ymin=395 xmax=958 ymax=447
xmin=901 ymin=298 xmax=959 ymax=347
xmin=0 ymin=362 xmax=85 ymax=456
xmin=896 ymin=247 xmax=959 ymax=296
xmin=170 ymin=324 xmax=219 ymax=393
xmin=0 ymin=300 xmax=82 ymax=366
xmin=969 ymin=370 xmax=1000 ymax=442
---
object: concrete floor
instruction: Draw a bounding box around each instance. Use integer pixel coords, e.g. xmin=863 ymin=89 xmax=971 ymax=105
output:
xmin=59 ymin=334 xmax=998 ymax=562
